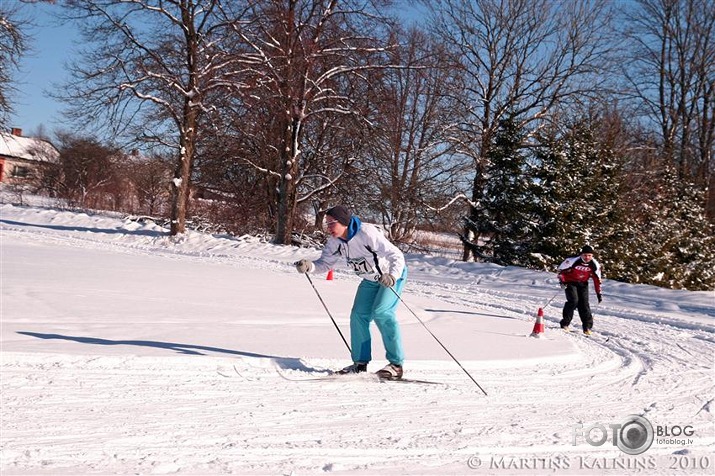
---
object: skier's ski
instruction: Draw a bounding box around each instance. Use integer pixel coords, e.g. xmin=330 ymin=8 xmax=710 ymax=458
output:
xmin=377 ymin=377 xmax=444 ymax=385
xmin=289 ymin=375 xmax=443 ymax=385
xmin=275 ymin=371 xmax=343 ymax=382
xmin=276 ymin=369 xmax=444 ymax=385
xmin=578 ymin=332 xmax=610 ymax=342
xmin=276 ymin=371 xmax=374 ymax=382
xmin=560 ymin=327 xmax=610 ymax=343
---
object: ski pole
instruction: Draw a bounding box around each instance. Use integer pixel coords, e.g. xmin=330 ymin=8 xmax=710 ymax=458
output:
xmin=544 ymin=289 xmax=561 ymax=308
xmin=388 ymin=287 xmax=488 ymax=396
xmin=303 ymin=273 xmax=351 ymax=354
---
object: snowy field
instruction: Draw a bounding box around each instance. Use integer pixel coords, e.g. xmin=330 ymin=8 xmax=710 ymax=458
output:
xmin=1 ymin=202 xmax=713 ymax=475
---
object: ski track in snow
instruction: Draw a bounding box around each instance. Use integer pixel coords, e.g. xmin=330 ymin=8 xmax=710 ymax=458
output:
xmin=1 ymin=204 xmax=714 ymax=475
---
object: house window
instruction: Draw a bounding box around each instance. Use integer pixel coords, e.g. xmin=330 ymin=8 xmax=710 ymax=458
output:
xmin=11 ymin=165 xmax=31 ymax=178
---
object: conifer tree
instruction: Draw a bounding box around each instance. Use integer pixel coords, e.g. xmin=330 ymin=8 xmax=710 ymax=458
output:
xmin=461 ymin=117 xmax=537 ymax=266
xmin=532 ymin=116 xmax=714 ymax=290
xmin=532 ymin=118 xmax=624 ymax=270
xmin=622 ymin=166 xmax=715 ymax=290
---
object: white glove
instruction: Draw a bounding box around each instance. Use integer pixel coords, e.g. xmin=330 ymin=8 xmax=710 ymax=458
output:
xmin=378 ymin=273 xmax=396 ymax=287
xmin=295 ymin=259 xmax=314 ymax=274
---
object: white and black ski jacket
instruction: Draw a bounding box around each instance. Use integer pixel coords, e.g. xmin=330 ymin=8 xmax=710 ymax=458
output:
xmin=312 ymin=217 xmax=406 ymax=281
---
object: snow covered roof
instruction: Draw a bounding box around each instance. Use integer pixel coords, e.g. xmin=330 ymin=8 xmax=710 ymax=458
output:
xmin=0 ymin=130 xmax=59 ymax=164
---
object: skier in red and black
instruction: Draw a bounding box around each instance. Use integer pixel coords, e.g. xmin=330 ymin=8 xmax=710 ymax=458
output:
xmin=557 ymin=245 xmax=602 ymax=335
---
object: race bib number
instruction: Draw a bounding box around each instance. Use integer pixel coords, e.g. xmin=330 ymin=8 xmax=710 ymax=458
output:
xmin=347 ymin=257 xmax=375 ymax=277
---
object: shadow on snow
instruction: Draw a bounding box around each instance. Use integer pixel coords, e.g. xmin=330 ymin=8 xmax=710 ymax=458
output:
xmin=0 ymin=219 xmax=164 ymax=237
xmin=17 ymin=331 xmax=315 ymax=371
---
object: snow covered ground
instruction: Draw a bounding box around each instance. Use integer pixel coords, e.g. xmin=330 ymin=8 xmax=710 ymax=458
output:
xmin=1 ymin=203 xmax=713 ymax=475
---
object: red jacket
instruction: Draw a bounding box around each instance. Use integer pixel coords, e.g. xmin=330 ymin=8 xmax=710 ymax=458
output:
xmin=557 ymin=256 xmax=602 ymax=294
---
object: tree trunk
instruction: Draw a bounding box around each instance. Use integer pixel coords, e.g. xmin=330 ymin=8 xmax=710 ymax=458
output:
xmin=170 ymin=102 xmax=198 ymax=236
xmin=170 ymin=154 xmax=189 ymax=235
xmin=462 ymin=169 xmax=484 ymax=262
xmin=707 ymin=172 xmax=715 ymax=221
xmin=275 ymin=113 xmax=301 ymax=244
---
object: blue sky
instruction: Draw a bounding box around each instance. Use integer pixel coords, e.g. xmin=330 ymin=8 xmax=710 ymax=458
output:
xmin=10 ymin=0 xmax=78 ymax=135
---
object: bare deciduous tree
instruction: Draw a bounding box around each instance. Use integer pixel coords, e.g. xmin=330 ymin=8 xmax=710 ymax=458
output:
xmin=0 ymin=1 xmax=30 ymax=125
xmin=227 ymin=0 xmax=398 ymax=244
xmin=422 ymin=0 xmax=616 ymax=261
xmin=125 ymin=153 xmax=172 ymax=216
xmin=622 ymin=0 xmax=715 ymax=214
xmin=55 ymin=133 xmax=118 ymax=208
xmin=56 ymin=0 xmax=255 ymax=235
xmin=365 ymin=26 xmax=468 ymax=244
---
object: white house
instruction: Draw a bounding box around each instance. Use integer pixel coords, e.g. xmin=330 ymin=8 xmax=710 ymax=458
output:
xmin=0 ymin=128 xmax=60 ymax=184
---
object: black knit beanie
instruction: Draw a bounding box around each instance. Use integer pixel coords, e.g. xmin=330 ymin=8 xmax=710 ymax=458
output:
xmin=580 ymin=245 xmax=594 ymax=254
xmin=326 ymin=205 xmax=352 ymax=226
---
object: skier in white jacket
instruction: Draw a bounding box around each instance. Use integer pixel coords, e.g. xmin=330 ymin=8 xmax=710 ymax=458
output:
xmin=295 ymin=205 xmax=407 ymax=379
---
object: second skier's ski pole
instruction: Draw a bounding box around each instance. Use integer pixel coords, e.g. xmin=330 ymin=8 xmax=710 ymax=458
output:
xmin=304 ymin=273 xmax=351 ymax=354
xmin=389 ymin=287 xmax=488 ymax=396
xmin=544 ymin=289 xmax=561 ymax=308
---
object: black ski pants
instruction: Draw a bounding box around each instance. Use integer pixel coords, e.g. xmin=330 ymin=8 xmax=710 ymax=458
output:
xmin=560 ymin=282 xmax=593 ymax=331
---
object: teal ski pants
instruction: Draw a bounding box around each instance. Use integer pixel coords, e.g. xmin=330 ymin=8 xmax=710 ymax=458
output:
xmin=349 ymin=268 xmax=407 ymax=366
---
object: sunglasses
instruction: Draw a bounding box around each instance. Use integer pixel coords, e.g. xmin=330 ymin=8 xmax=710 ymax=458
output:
xmin=325 ymin=220 xmax=341 ymax=228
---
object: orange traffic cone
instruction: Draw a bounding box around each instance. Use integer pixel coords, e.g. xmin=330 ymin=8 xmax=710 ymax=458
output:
xmin=530 ymin=307 xmax=545 ymax=338
xmin=326 ymin=269 xmax=334 ymax=280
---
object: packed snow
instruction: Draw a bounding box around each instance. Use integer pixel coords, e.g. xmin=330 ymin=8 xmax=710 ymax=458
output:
xmin=1 ymin=202 xmax=713 ymax=475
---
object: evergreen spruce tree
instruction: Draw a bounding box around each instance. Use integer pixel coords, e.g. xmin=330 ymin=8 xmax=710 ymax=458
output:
xmin=533 ymin=117 xmax=714 ymax=290
xmin=624 ymin=166 xmax=715 ymax=290
xmin=532 ymin=118 xmax=624 ymax=271
xmin=461 ymin=117 xmax=537 ymax=266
